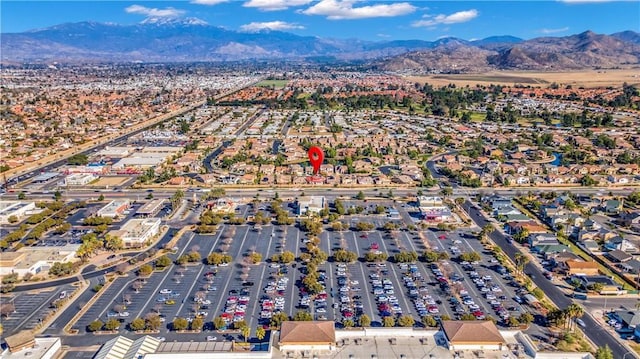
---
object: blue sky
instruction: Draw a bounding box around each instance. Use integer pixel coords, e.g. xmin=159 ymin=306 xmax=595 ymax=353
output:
xmin=2 ymin=1 xmax=638 ymax=41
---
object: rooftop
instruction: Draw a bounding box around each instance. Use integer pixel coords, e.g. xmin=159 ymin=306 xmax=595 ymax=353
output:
xmin=280 ymin=321 xmax=335 ymax=344
xmin=441 ymin=321 xmax=505 ymax=344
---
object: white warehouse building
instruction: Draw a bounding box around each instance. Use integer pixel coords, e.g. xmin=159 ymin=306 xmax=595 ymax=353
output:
xmin=0 ymin=201 xmax=36 ymax=224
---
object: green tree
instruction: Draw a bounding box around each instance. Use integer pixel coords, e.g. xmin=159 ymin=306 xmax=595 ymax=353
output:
xmin=256 ymin=326 xmax=266 ymax=341
xmin=214 ymin=316 xmax=227 ymax=330
xmin=459 ymin=251 xmax=482 ymax=263
xmin=97 ymin=194 xmax=105 ymax=201
xmin=422 ymin=315 xmax=438 ymax=327
xmin=155 ymin=255 xmax=172 ymax=268
xmin=145 ymin=314 xmax=162 ymax=331
xmin=397 ymin=315 xmax=415 ymax=327
xmin=129 ymin=318 xmax=146 ymax=331
xmin=104 ymin=235 xmax=123 ymax=251
xmin=342 ymin=319 xmax=355 ymax=328
xmin=248 ymin=252 xmax=262 ymax=264
xmin=460 ymin=313 xmax=476 ymax=321
xmin=531 ymin=287 xmax=544 ymax=300
xmin=87 ymin=320 xmax=104 ymax=332
xmin=518 ymin=312 xmax=534 ymax=325
xmin=7 ymin=215 xmax=18 ymax=224
xmin=138 ymin=264 xmax=153 ymax=277
xmin=104 ymin=318 xmax=121 ymax=331
xmin=355 ymin=191 xmax=365 ymax=200
xmin=17 ymin=192 xmax=25 ymax=200
xmin=270 ymin=312 xmax=289 ymax=328
xmin=241 ymin=325 xmax=251 ymax=343
xmin=191 ymin=317 xmax=204 ymax=331
xmin=595 ymin=345 xmax=613 ymax=359
xmin=172 ymin=317 xmax=189 ymax=331
xmin=508 ymin=316 xmax=521 ymax=327
xmin=293 ymin=311 xmax=313 ymax=321
xmin=382 ymin=316 xmax=396 ymax=327
xmin=358 ymin=314 xmax=371 ymax=327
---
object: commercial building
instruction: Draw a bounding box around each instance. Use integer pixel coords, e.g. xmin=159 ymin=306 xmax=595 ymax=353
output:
xmin=93 ymin=335 xmax=161 ymax=359
xmin=0 ymin=201 xmax=36 ymax=223
xmin=277 ymin=321 xmax=336 ymax=353
xmin=296 ymin=196 xmax=326 ymax=216
xmin=0 ymin=244 xmax=80 ymax=276
xmin=31 ymin=172 xmax=59 ymax=183
xmin=64 ymin=173 xmax=98 ymax=186
xmin=108 ymin=218 xmax=161 ymax=248
xmin=417 ymin=196 xmax=452 ymax=221
xmin=82 ymin=327 xmax=595 ymax=359
xmin=97 ymin=199 xmax=130 ymax=218
xmin=1 ymin=332 xmax=60 ymax=359
xmin=137 ymin=199 xmax=166 ymax=218
xmin=441 ymin=321 xmax=505 ymax=351
xmin=206 ymin=198 xmax=237 ymax=214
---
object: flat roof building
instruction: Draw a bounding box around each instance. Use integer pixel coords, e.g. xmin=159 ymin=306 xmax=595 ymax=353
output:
xmin=31 ymin=172 xmax=59 ymax=183
xmin=108 ymin=218 xmax=161 ymax=248
xmin=0 ymin=243 xmax=80 ymax=276
xmin=137 ymin=199 xmax=166 ymax=217
xmin=1 ymin=332 xmax=60 ymax=359
xmin=296 ymin=196 xmax=326 ymax=216
xmin=97 ymin=199 xmax=130 ymax=218
xmin=64 ymin=173 xmax=98 ymax=186
xmin=0 ymin=201 xmax=36 ymax=224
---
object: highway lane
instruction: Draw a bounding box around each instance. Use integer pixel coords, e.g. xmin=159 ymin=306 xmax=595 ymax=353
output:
xmin=10 ymin=186 xmax=636 ymax=203
xmin=462 ymin=201 xmax=638 ymax=359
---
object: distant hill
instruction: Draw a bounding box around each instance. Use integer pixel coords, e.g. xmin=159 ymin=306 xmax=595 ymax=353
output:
xmin=1 ymin=21 xmax=638 ymax=71
xmin=377 ymin=31 xmax=640 ymax=73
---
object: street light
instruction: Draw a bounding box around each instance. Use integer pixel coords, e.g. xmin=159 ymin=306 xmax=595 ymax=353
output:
xmin=622 ymin=352 xmax=635 ymax=359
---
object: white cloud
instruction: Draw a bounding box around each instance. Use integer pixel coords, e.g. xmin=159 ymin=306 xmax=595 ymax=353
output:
xmin=539 ymin=26 xmax=569 ymax=34
xmin=190 ymin=0 xmax=228 ymax=5
xmin=125 ymin=5 xmax=185 ymax=18
xmin=412 ymin=9 xmax=478 ymax=27
xmin=301 ymin=0 xmax=416 ymax=20
xmin=240 ymin=21 xmax=305 ymax=32
xmin=243 ymin=0 xmax=313 ymax=11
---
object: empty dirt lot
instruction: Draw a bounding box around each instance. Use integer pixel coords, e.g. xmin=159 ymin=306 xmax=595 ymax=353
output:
xmin=407 ymin=68 xmax=640 ymax=88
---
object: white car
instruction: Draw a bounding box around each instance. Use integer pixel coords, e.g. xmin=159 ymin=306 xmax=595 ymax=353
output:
xmin=159 ymin=289 xmax=172 ymax=294
xmin=119 ymin=311 xmax=130 ymax=317
xmin=156 ymin=337 xmax=166 ymax=342
xmin=207 ymin=336 xmax=217 ymax=341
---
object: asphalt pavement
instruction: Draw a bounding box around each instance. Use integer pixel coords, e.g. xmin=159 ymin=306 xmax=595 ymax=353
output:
xmin=463 ymin=200 xmax=639 ymax=359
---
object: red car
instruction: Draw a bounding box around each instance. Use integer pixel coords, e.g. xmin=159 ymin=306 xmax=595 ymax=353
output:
xmin=371 ymin=243 xmax=379 ymax=250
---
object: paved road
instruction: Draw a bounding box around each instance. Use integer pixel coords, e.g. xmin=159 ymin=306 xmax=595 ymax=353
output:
xmin=462 ymin=201 xmax=638 ymax=359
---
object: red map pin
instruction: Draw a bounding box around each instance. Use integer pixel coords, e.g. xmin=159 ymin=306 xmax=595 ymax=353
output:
xmin=307 ymin=146 xmax=324 ymax=175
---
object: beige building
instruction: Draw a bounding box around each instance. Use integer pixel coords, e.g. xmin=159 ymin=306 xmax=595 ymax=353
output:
xmin=108 ymin=218 xmax=161 ymax=248
xmin=0 ymin=244 xmax=79 ymax=276
xmin=441 ymin=321 xmax=506 ymax=351
xmin=1 ymin=331 xmax=60 ymax=359
xmin=278 ymin=321 xmax=336 ymax=353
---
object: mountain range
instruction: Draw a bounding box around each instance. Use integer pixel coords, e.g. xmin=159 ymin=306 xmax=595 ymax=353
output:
xmin=1 ymin=19 xmax=639 ymax=72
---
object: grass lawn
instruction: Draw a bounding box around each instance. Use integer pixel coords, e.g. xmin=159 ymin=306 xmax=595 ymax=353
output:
xmin=255 ymin=79 xmax=288 ymax=89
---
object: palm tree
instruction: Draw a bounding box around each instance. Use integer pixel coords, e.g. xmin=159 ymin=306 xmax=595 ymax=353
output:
xmin=565 ymin=303 xmax=584 ymax=331
xmin=514 ymin=253 xmax=529 ymax=276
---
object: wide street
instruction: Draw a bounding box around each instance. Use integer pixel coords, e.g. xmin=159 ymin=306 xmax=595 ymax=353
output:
xmin=463 ymin=201 xmax=639 ymax=359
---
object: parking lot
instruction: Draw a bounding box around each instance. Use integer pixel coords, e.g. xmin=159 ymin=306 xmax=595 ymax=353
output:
xmin=1 ymin=285 xmax=75 ymax=336
xmin=70 ymin=199 xmax=538 ymax=338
